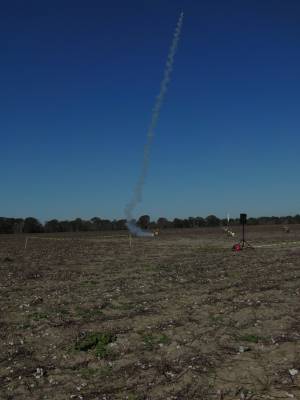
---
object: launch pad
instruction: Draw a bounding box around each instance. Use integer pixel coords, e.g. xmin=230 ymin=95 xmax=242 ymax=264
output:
xmin=232 ymin=213 xmax=255 ymax=251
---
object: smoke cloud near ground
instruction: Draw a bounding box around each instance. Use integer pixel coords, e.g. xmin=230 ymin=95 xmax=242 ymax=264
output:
xmin=126 ymin=220 xmax=154 ymax=237
xmin=124 ymin=12 xmax=184 ymax=236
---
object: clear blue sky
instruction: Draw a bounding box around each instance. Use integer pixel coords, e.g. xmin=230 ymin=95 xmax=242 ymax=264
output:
xmin=1 ymin=0 xmax=299 ymax=221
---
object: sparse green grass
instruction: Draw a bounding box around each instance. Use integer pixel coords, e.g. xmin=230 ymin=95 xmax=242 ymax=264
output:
xmin=209 ymin=314 xmax=224 ymax=324
xmin=109 ymin=302 xmax=133 ymax=311
xmin=158 ymin=334 xmax=171 ymax=345
xmin=142 ymin=334 xmax=156 ymax=350
xmin=2 ymin=227 xmax=300 ymax=400
xmin=31 ymin=312 xmax=48 ymax=321
xmin=142 ymin=264 xmax=157 ymax=271
xmin=142 ymin=333 xmax=171 ymax=350
xmin=55 ymin=307 xmax=69 ymax=316
xmin=82 ymin=280 xmax=98 ymax=286
xmin=75 ymin=332 xmax=116 ymax=358
xmin=126 ymin=394 xmax=139 ymax=400
xmin=100 ymin=365 xmax=113 ymax=376
xmin=229 ymin=271 xmax=242 ymax=279
xmin=80 ymin=367 xmax=99 ymax=378
xmin=17 ymin=322 xmax=31 ymax=329
xmin=238 ymin=334 xmax=261 ymax=343
xmin=75 ymin=306 xmax=103 ymax=320
xmin=235 ymin=388 xmax=256 ymax=399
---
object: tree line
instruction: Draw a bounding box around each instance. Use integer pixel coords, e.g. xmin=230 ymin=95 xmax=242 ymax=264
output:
xmin=0 ymin=214 xmax=300 ymax=234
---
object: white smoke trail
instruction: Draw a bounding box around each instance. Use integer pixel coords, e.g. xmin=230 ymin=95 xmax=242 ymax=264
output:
xmin=124 ymin=12 xmax=184 ymax=236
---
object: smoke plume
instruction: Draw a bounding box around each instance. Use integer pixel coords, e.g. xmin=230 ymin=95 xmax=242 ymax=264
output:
xmin=124 ymin=12 xmax=184 ymax=236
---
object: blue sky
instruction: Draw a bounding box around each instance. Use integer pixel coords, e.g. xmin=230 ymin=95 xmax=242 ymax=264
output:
xmin=1 ymin=0 xmax=299 ymax=221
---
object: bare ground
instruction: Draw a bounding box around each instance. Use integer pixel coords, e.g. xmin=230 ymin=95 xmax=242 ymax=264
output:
xmin=0 ymin=226 xmax=300 ymax=399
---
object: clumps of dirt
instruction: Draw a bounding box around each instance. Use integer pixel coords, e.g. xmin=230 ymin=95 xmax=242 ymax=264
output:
xmin=1 ymin=227 xmax=300 ymax=399
xmin=3 ymin=256 xmax=13 ymax=262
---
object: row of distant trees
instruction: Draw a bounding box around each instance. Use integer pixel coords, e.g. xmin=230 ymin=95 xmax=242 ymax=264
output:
xmin=0 ymin=214 xmax=300 ymax=234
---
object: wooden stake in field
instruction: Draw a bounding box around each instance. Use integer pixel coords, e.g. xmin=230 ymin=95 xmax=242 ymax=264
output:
xmin=129 ymin=234 xmax=132 ymax=248
xmin=24 ymin=237 xmax=29 ymax=250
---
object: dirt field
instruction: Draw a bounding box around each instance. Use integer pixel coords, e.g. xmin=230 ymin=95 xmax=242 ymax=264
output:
xmin=1 ymin=225 xmax=300 ymax=399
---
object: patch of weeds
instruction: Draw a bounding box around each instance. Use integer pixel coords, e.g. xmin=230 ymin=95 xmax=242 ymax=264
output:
xmin=82 ymin=280 xmax=98 ymax=286
xmin=75 ymin=307 xmax=103 ymax=320
xmin=55 ymin=308 xmax=68 ymax=316
xmin=80 ymin=367 xmax=99 ymax=378
xmin=143 ymin=334 xmax=156 ymax=350
xmin=239 ymin=334 xmax=261 ymax=343
xmin=229 ymin=271 xmax=241 ymax=279
xmin=75 ymin=332 xmax=116 ymax=358
xmin=209 ymin=314 xmax=224 ymax=324
xmin=158 ymin=334 xmax=171 ymax=345
xmin=126 ymin=394 xmax=139 ymax=400
xmin=17 ymin=322 xmax=31 ymax=329
xmin=133 ymin=304 xmax=148 ymax=314
xmin=109 ymin=302 xmax=132 ymax=311
xmin=31 ymin=312 xmax=48 ymax=321
xmin=142 ymin=333 xmax=171 ymax=350
xmin=142 ymin=264 xmax=157 ymax=271
xmin=235 ymin=387 xmax=256 ymax=399
xmin=99 ymin=365 xmax=113 ymax=377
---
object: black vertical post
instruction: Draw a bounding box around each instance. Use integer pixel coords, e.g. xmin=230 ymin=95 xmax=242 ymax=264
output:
xmin=240 ymin=213 xmax=247 ymax=248
xmin=238 ymin=213 xmax=254 ymax=250
xmin=242 ymin=221 xmax=245 ymax=247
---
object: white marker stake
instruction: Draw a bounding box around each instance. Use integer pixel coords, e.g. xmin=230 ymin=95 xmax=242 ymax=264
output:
xmin=129 ymin=234 xmax=132 ymax=248
xmin=25 ymin=237 xmax=28 ymax=249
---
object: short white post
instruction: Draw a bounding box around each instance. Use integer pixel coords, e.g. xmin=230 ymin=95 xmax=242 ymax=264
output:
xmin=25 ymin=237 xmax=28 ymax=250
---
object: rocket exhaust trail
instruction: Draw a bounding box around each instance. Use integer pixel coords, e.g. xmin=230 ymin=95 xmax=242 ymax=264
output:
xmin=124 ymin=12 xmax=184 ymax=236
